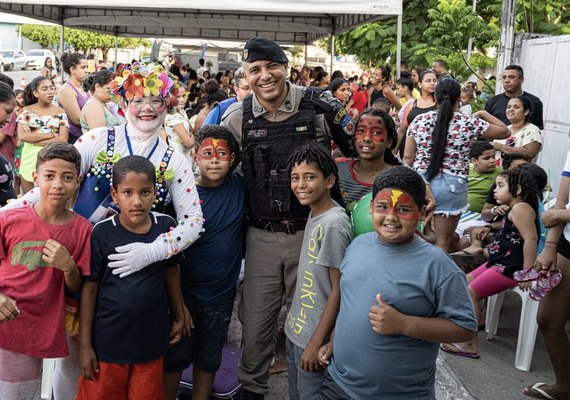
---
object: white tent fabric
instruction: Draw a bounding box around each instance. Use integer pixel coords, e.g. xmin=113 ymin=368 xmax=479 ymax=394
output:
xmin=0 ymin=0 xmax=402 ymax=44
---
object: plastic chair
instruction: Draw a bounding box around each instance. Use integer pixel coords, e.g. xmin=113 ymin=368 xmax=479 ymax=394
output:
xmin=40 ymin=358 xmax=55 ymax=399
xmin=485 ymin=286 xmax=539 ymax=371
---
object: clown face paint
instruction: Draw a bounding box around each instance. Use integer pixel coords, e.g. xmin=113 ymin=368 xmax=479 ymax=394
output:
xmin=196 ymin=138 xmax=234 ymax=187
xmin=370 ymin=188 xmax=422 ymax=244
xmin=126 ymin=95 xmax=167 ymax=135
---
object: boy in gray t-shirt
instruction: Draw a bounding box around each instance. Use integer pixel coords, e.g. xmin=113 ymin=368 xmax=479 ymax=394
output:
xmin=318 ymin=167 xmax=477 ymax=400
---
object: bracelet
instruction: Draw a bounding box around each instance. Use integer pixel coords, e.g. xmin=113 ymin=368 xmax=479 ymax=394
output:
xmin=545 ymin=241 xmax=558 ymax=246
xmin=491 ymin=206 xmax=498 ymax=215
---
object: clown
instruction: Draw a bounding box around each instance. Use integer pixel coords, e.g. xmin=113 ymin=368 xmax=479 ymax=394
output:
xmin=2 ymin=63 xmax=204 ymax=274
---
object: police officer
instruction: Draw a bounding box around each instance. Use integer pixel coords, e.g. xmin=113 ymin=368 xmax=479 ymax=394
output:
xmin=222 ymin=37 xmax=354 ymax=399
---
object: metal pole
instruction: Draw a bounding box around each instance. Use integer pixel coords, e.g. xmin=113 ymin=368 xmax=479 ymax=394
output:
xmin=496 ymin=0 xmax=517 ymax=94
xmin=396 ymin=14 xmax=402 ymax=80
xmin=59 ymin=24 xmax=64 ymax=77
xmin=466 ymin=0 xmax=477 ymax=62
xmin=114 ymin=28 xmax=118 ymax=69
xmin=304 ymin=43 xmax=308 ymax=66
xmin=329 ymin=34 xmax=335 ymax=75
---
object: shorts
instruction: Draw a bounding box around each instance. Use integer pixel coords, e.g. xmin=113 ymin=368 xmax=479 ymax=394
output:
xmin=558 ymin=234 xmax=570 ymax=259
xmin=469 ymin=262 xmax=518 ymax=298
xmin=421 ymin=172 xmax=468 ymax=216
xmin=0 ymin=348 xmax=42 ymax=400
xmin=164 ymin=299 xmax=233 ymax=373
xmin=76 ymin=357 xmax=163 ymax=400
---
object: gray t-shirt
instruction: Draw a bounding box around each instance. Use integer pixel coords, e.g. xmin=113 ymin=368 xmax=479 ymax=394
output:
xmin=285 ymin=204 xmax=352 ymax=349
xmin=329 ymin=233 xmax=477 ymax=400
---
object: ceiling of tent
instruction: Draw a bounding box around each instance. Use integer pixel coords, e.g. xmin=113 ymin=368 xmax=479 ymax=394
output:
xmin=0 ymin=0 xmax=402 ymax=45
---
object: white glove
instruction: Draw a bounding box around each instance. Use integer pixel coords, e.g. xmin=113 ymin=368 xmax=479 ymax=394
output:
xmin=108 ymin=242 xmax=161 ymax=278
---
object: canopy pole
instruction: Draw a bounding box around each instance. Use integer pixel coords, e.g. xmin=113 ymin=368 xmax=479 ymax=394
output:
xmin=396 ymin=14 xmax=402 ymax=79
xmin=114 ymin=27 xmax=119 ymax=69
xmin=304 ymin=43 xmax=308 ymax=66
xmin=329 ymin=17 xmax=336 ymax=75
xmin=59 ymin=24 xmax=64 ymax=77
xmin=496 ymin=0 xmax=517 ymax=94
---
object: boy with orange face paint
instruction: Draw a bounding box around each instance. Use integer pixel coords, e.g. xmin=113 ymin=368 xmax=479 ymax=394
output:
xmin=162 ymin=125 xmax=246 ymax=400
xmin=317 ymin=166 xmax=477 ymax=400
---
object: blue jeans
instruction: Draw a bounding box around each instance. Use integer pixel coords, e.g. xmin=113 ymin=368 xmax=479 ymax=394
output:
xmin=164 ymin=299 xmax=233 ymax=373
xmin=286 ymin=338 xmax=327 ymax=400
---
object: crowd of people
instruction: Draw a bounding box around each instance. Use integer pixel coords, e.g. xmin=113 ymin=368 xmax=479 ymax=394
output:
xmin=0 ymin=35 xmax=567 ymax=400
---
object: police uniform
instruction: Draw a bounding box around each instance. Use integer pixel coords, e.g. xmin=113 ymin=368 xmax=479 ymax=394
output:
xmin=221 ymin=37 xmax=338 ymax=398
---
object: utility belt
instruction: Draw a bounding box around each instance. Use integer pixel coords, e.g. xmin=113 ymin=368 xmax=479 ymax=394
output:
xmin=248 ymin=218 xmax=307 ymax=235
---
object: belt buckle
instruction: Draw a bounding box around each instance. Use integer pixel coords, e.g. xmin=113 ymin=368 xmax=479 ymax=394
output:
xmin=282 ymin=220 xmax=295 ymax=235
xmin=263 ymin=221 xmax=274 ymax=232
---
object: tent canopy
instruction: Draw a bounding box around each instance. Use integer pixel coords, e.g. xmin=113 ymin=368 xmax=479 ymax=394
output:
xmin=0 ymin=0 xmax=402 ymax=44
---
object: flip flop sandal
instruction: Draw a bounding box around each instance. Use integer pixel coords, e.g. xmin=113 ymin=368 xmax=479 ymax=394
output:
xmin=440 ymin=343 xmax=480 ymax=359
xmin=514 ymin=268 xmax=539 ymax=282
xmin=523 ymin=382 xmax=558 ymax=400
xmin=529 ymin=270 xmax=562 ymax=301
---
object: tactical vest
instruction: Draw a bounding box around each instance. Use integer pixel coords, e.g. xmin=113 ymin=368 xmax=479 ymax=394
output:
xmin=241 ymin=92 xmax=318 ymax=223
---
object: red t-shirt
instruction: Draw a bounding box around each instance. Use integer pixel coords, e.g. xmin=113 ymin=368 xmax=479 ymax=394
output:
xmin=350 ymin=90 xmax=368 ymax=115
xmin=0 ymin=205 xmax=91 ymax=358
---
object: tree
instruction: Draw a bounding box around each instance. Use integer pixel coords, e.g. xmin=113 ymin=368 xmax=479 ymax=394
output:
xmin=20 ymin=24 xmax=150 ymax=61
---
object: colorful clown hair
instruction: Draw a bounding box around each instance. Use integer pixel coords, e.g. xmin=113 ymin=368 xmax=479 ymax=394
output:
xmin=109 ymin=62 xmax=180 ymax=113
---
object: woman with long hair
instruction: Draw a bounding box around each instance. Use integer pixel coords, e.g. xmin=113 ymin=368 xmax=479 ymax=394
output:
xmin=404 ymin=79 xmax=510 ymax=251
xmin=41 ymin=57 xmax=57 ymax=80
xmin=492 ymin=96 xmax=543 ymax=162
xmin=80 ymin=70 xmax=125 ymax=133
xmin=367 ymin=66 xmax=401 ymax=111
xmin=57 ymin=52 xmax=89 ymax=144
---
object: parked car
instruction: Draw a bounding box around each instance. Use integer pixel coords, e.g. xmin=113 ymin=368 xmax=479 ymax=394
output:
xmin=0 ymin=50 xmax=28 ymax=71
xmin=26 ymin=49 xmax=56 ymax=71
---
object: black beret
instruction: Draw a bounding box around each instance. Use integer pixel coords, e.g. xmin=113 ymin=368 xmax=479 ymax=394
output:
xmin=242 ymin=37 xmax=288 ymax=64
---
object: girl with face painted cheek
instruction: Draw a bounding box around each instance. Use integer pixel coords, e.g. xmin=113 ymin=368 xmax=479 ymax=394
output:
xmin=336 ymin=109 xmax=401 ymax=207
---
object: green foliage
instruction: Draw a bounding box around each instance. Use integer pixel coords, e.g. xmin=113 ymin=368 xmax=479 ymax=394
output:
xmin=20 ymin=24 xmax=150 ymax=60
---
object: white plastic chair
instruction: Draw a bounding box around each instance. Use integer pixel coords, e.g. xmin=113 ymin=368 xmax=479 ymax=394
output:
xmin=40 ymin=358 xmax=55 ymax=399
xmin=485 ymin=286 xmax=539 ymax=371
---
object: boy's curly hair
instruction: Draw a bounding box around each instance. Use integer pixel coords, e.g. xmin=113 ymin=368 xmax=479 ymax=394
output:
xmin=372 ymin=166 xmax=425 ymax=208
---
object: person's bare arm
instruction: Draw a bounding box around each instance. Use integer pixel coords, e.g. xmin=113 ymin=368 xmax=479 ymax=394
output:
xmin=510 ymin=202 xmax=538 ymax=270
xmin=82 ymin=102 xmax=107 ymax=131
xmin=476 ymin=110 xmax=510 ymax=140
xmin=171 ymin=123 xmax=195 ymax=148
xmin=403 ymin=136 xmax=417 ymax=167
xmin=492 ymin=141 xmax=541 ymax=160
xmin=57 ymin=85 xmax=81 ymax=125
xmin=383 ymin=87 xmax=402 ymax=111
xmin=78 ymin=281 xmax=99 ymax=380
xmin=300 ymin=267 xmax=341 ymax=372
xmin=165 ymin=266 xmax=186 ymax=345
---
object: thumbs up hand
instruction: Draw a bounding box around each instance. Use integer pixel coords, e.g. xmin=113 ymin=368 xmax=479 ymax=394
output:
xmin=368 ymin=294 xmax=404 ymax=335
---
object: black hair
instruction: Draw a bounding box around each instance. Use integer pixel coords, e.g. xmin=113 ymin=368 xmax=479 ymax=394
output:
xmin=354 ymin=108 xmax=401 ymax=167
xmin=519 ymin=163 xmax=548 ymax=201
xmin=83 ymin=69 xmax=113 ymax=93
xmin=328 ymin=78 xmax=348 ymax=94
xmin=203 ymin=79 xmax=228 ymax=106
xmin=287 ymin=143 xmax=344 ymax=207
xmin=0 ymin=81 xmax=15 ymax=104
xmin=498 ymin=168 xmax=539 ymax=234
xmin=24 ymin=76 xmax=52 ymax=106
xmin=331 ymin=70 xmax=344 ymax=81
xmin=187 ymin=68 xmax=198 ymax=81
xmin=509 ymin=96 xmax=532 ymax=123
xmin=424 ymin=78 xmax=461 ymax=181
xmin=412 ymin=67 xmax=426 ymax=80
xmin=469 ymin=140 xmax=494 ymax=159
xmin=461 ymin=88 xmax=475 ymax=100
xmin=43 ymin=57 xmax=54 ymax=68
xmin=372 ymin=166 xmax=426 ymax=208
xmin=372 ymin=97 xmax=391 ymax=112
xmin=198 ymin=58 xmax=205 ymax=66
xmin=396 ymin=73 xmax=414 ymax=92
xmin=433 ymin=59 xmax=447 ymax=69
xmin=400 ymin=59 xmax=409 ymax=69
xmin=501 ymin=153 xmax=529 ymax=170
xmin=314 ymin=70 xmax=329 ymax=84
xmin=375 ymin=66 xmax=391 ymax=82
xmin=112 ymin=155 xmax=156 ymax=189
xmin=61 ymin=52 xmax=86 ymax=74
xmin=504 ymin=64 xmax=524 ymax=78
xmin=196 ymin=125 xmax=240 ymax=172
xmin=0 ymin=73 xmax=14 ymax=90
xmin=36 ymin=142 xmax=81 ymax=174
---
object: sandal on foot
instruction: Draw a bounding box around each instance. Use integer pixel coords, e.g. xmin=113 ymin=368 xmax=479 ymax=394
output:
xmin=514 ymin=268 xmax=539 ymax=283
xmin=529 ymin=270 xmax=563 ymax=301
xmin=440 ymin=343 xmax=480 ymax=359
xmin=523 ymin=382 xmax=558 ymax=400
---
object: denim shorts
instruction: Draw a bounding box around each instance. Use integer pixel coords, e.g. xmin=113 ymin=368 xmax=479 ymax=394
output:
xmin=421 ymin=172 xmax=468 ymax=216
xmin=164 ymin=299 xmax=234 ymax=373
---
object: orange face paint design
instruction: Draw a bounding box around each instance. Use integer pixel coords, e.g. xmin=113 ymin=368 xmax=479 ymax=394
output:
xmin=197 ymin=138 xmax=232 ymax=161
xmin=372 ymin=189 xmax=419 ymax=220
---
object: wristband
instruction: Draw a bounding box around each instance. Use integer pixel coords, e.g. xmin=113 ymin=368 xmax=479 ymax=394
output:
xmin=491 ymin=206 xmax=498 ymax=215
xmin=545 ymin=241 xmax=558 ymax=246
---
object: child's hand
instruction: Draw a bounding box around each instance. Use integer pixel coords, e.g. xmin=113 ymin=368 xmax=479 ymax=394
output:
xmin=0 ymin=293 xmax=19 ymax=323
xmin=471 ymin=226 xmax=492 ymax=241
xmin=518 ymin=281 xmax=533 ymax=291
xmin=494 ymin=205 xmax=510 ymax=217
xmin=182 ymin=305 xmax=194 ymax=337
xmin=369 ymin=294 xmax=404 ymax=335
xmin=42 ymin=239 xmax=76 ymax=273
xmin=79 ymin=346 xmax=99 ymax=380
xmin=300 ymin=342 xmax=321 ymax=372
xmin=318 ymin=342 xmax=333 ymax=368
xmin=169 ymin=318 xmax=184 ymax=346
xmin=541 ymin=209 xmax=561 ymax=228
